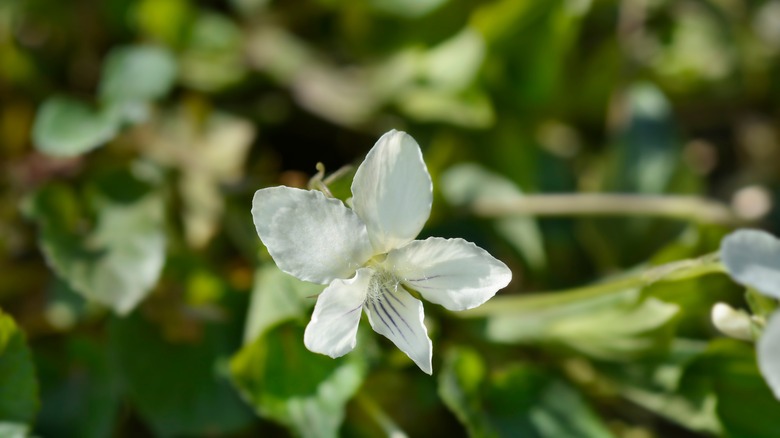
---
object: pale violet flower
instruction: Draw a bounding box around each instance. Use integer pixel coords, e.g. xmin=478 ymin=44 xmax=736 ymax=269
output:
xmin=251 ymin=130 xmax=512 ymax=373
xmin=721 ymin=229 xmax=780 ymax=399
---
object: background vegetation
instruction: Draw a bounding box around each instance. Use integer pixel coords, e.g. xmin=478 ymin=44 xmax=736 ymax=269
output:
xmin=2 ymin=0 xmax=780 ymax=436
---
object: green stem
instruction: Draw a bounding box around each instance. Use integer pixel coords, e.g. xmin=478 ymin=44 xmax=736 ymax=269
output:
xmin=461 ymin=251 xmax=725 ymax=317
xmin=355 ymin=393 xmax=408 ymax=438
xmin=469 ymin=194 xmax=745 ymax=226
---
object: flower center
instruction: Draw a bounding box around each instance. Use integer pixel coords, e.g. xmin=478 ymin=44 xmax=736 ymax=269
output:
xmin=367 ymin=268 xmax=399 ymax=304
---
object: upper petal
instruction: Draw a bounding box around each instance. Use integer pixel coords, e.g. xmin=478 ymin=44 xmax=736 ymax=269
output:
xmin=721 ymin=229 xmax=780 ymax=299
xmin=304 ymin=268 xmax=371 ymax=358
xmin=351 ymin=130 xmax=433 ymax=254
xmin=758 ymin=311 xmax=780 ymax=401
xmin=386 ymin=237 xmax=512 ymax=311
xmin=252 ymin=187 xmax=374 ymax=284
xmin=364 ymin=283 xmax=433 ymax=374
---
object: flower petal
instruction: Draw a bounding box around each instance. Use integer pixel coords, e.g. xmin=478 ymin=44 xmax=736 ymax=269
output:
xmin=364 ymin=283 xmax=432 ymax=374
xmin=387 ymin=237 xmax=512 ymax=311
xmin=721 ymin=229 xmax=780 ymax=299
xmin=351 ymin=130 xmax=433 ymax=254
xmin=759 ymin=312 xmax=780 ymax=401
xmin=252 ymin=187 xmax=373 ymax=284
xmin=304 ymin=268 xmax=372 ymax=358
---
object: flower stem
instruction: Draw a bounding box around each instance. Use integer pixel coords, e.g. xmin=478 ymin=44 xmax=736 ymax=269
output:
xmin=461 ymin=251 xmax=725 ymax=317
xmin=355 ymin=393 xmax=409 ymax=438
xmin=469 ymin=194 xmax=744 ymax=226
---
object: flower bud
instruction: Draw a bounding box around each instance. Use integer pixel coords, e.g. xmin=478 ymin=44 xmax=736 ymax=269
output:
xmin=711 ymin=302 xmax=753 ymax=341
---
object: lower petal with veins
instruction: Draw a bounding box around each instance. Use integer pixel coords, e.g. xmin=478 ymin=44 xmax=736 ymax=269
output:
xmin=364 ymin=281 xmax=432 ymax=374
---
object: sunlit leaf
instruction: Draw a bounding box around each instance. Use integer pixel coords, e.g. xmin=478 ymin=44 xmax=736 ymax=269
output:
xmin=230 ymin=322 xmax=367 ymax=438
xmin=653 ymin=4 xmax=735 ymax=86
xmin=110 ymin=313 xmax=254 ymax=436
xmin=32 ymin=96 xmax=118 ymax=157
xmin=422 ymin=27 xmax=484 ymax=92
xmin=134 ymin=0 xmax=194 ymax=47
xmin=0 ymin=310 xmax=38 ymax=425
xmin=486 ymin=289 xmax=680 ymax=361
xmin=550 ymin=297 xmax=679 ymax=360
xmin=25 ymin=177 xmax=166 ymax=315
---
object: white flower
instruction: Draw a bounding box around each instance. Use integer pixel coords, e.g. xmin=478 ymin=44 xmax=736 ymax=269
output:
xmin=251 ymin=130 xmax=512 ymax=373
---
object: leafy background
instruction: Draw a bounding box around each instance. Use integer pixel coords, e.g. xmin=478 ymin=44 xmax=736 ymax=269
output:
xmin=2 ymin=0 xmax=780 ymax=436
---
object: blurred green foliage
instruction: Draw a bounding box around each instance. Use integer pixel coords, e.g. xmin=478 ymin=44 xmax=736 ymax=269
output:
xmin=2 ymin=0 xmax=780 ymax=436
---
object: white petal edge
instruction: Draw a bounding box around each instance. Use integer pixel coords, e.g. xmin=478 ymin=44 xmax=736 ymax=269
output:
xmin=758 ymin=311 xmax=780 ymax=401
xmin=386 ymin=237 xmax=512 ymax=311
xmin=351 ymin=130 xmax=433 ymax=255
xmin=364 ymin=283 xmax=432 ymax=374
xmin=252 ymin=187 xmax=374 ymax=284
xmin=721 ymin=229 xmax=780 ymax=299
xmin=304 ymin=268 xmax=372 ymax=358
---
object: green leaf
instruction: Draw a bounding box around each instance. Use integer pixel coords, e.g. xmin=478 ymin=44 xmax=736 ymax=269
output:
xmin=396 ymin=88 xmax=494 ymax=128
xmin=0 ymin=310 xmax=39 ymax=425
xmin=99 ymin=45 xmax=177 ymax=105
xmin=437 ymin=347 xmax=492 ymax=437
xmin=368 ymin=0 xmax=449 ymax=18
xmin=746 ymin=288 xmax=778 ymax=320
xmin=0 ymin=423 xmax=30 ymax=438
xmin=243 ymin=265 xmax=323 ymax=344
xmin=179 ymin=13 xmax=246 ymax=92
xmin=606 ymin=82 xmax=680 ymax=194
xmin=230 ymin=322 xmax=367 ymax=438
xmin=584 ymin=82 xmax=697 ymax=268
xmin=135 ymin=0 xmax=194 ymax=47
xmin=681 ymin=339 xmax=780 ymax=437
xmin=109 ymin=313 xmax=254 ymax=437
xmin=32 ymin=96 xmax=119 ymax=157
xmin=34 ymin=336 xmax=122 ymax=438
xmin=486 ymin=289 xmax=680 ymax=361
xmin=644 ymin=225 xmax=734 ymax=338
xmin=421 ymin=27 xmax=484 ymax=92
xmin=25 ymin=177 xmax=166 ymax=315
xmin=721 ymin=229 xmax=780 ymax=299
xmin=596 ymin=339 xmax=721 ymax=434
xmin=471 ymin=0 xmax=588 ymax=107
xmin=439 ymin=348 xmax=614 ymax=438
xmin=547 ymin=296 xmax=679 ymax=360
